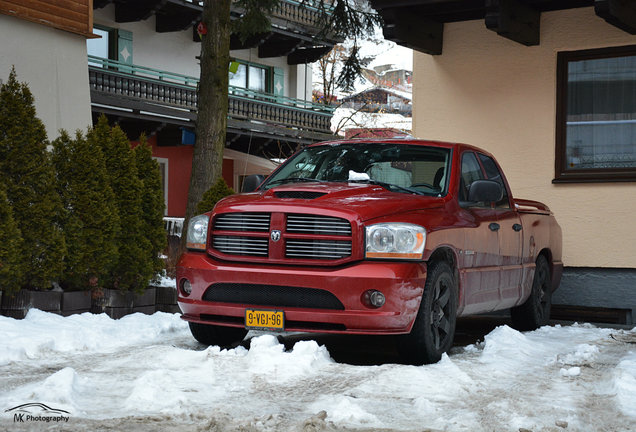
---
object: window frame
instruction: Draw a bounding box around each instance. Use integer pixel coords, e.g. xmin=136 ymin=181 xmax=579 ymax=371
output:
xmin=554 ymin=45 xmax=636 ymax=183
xmin=229 ymin=59 xmax=272 ymax=93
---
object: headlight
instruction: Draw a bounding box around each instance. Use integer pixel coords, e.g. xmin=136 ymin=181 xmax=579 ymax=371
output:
xmin=365 ymin=223 xmax=426 ymax=260
xmin=186 ymin=214 xmax=210 ymax=251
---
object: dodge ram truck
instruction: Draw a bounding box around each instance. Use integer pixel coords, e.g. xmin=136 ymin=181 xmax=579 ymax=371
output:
xmin=177 ymin=139 xmax=563 ymax=364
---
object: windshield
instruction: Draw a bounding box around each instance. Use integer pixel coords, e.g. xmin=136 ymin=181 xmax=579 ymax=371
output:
xmin=261 ymin=142 xmax=452 ymax=196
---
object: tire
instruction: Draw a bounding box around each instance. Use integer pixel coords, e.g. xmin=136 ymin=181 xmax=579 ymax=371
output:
xmin=398 ymin=261 xmax=458 ymax=365
xmin=188 ymin=322 xmax=248 ymax=347
xmin=511 ymin=255 xmax=552 ymax=331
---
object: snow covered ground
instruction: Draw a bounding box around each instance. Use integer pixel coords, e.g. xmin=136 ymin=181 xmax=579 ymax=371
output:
xmin=1 ymin=310 xmax=635 ymax=432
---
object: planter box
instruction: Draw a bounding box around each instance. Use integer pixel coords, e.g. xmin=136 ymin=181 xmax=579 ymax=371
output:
xmin=132 ymin=305 xmax=156 ymax=315
xmin=133 ymin=287 xmax=156 ymax=307
xmin=1 ymin=289 xmax=62 ymax=319
xmin=61 ymin=291 xmax=92 ymax=316
xmin=156 ymin=303 xmax=181 ymax=314
xmin=155 ymin=285 xmax=177 ymax=305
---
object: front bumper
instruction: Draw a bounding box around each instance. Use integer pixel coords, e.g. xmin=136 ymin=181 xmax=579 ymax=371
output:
xmin=177 ymin=252 xmax=427 ymax=335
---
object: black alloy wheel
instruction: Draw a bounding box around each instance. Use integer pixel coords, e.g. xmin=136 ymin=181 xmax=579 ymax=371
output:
xmin=398 ymin=261 xmax=458 ymax=365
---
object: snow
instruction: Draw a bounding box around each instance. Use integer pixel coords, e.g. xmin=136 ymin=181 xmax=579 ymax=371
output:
xmin=331 ymin=107 xmax=412 ymax=136
xmin=1 ymin=310 xmax=635 ymax=431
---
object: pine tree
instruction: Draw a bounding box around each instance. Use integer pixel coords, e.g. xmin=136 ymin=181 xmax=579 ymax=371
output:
xmin=134 ymin=135 xmax=166 ymax=280
xmin=0 ymin=68 xmax=66 ymax=290
xmin=0 ymin=184 xmax=25 ymax=294
xmin=89 ymin=116 xmax=150 ymax=293
xmin=196 ymin=178 xmax=234 ymax=214
xmin=52 ymin=130 xmax=119 ymax=291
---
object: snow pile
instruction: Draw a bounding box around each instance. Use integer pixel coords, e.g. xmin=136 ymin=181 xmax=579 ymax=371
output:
xmin=0 ymin=309 xmax=186 ymax=365
xmin=1 ymin=312 xmax=635 ymax=431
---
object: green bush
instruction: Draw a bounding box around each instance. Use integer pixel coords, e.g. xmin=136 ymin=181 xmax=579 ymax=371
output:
xmin=196 ymin=177 xmax=235 ymax=214
xmin=52 ymin=130 xmax=119 ymax=291
xmin=0 ymin=68 xmax=66 ymax=290
xmin=0 ymin=184 xmax=24 ymax=294
xmin=89 ymin=116 xmax=151 ymax=293
xmin=134 ymin=135 xmax=166 ymax=279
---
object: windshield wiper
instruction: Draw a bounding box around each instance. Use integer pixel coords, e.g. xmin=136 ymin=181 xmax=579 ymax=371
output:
xmin=348 ymin=179 xmax=427 ymax=195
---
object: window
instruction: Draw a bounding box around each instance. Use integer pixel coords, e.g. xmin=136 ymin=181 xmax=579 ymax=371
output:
xmin=459 ymin=152 xmax=484 ymax=204
xmin=229 ymin=61 xmax=269 ymax=92
xmin=555 ymin=45 xmax=636 ymax=182
xmin=478 ymin=153 xmax=510 ymax=208
xmin=86 ymin=26 xmax=133 ymax=65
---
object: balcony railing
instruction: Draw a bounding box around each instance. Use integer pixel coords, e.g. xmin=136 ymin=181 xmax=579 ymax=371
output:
xmin=182 ymin=0 xmax=335 ymax=32
xmin=88 ymin=56 xmax=334 ymax=135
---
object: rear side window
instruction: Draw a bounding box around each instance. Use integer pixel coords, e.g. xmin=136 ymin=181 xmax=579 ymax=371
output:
xmin=459 ymin=152 xmax=484 ymax=203
xmin=478 ymin=153 xmax=510 ymax=208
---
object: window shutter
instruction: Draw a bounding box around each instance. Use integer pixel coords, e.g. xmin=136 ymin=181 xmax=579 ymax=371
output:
xmin=117 ymin=29 xmax=133 ymax=64
xmin=273 ymin=67 xmax=284 ymax=97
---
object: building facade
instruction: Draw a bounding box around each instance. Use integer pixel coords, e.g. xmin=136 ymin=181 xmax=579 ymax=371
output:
xmin=1 ymin=1 xmax=338 ymax=220
xmin=370 ymin=0 xmax=636 ymax=324
xmin=0 ymin=1 xmax=94 ymax=138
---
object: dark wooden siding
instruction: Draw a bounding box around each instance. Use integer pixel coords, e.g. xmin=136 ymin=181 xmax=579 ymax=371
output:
xmin=0 ymin=0 xmax=93 ymax=37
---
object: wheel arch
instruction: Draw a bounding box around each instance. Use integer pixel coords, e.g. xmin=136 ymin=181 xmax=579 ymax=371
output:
xmin=427 ymin=246 xmax=460 ymax=302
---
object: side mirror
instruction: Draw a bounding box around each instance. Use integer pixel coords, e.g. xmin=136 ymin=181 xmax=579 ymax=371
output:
xmin=241 ymin=174 xmax=265 ymax=193
xmin=468 ymin=179 xmax=503 ymax=203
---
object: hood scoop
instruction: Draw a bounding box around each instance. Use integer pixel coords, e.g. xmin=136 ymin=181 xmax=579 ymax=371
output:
xmin=274 ymin=190 xmax=327 ymax=200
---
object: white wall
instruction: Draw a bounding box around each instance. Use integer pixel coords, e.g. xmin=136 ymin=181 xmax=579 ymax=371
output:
xmin=0 ymin=15 xmax=92 ymax=140
xmin=412 ymin=7 xmax=636 ymax=268
xmin=93 ymin=6 xmax=310 ymax=101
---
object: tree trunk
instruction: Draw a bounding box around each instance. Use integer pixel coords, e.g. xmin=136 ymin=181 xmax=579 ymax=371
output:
xmin=184 ymin=0 xmax=232 ymax=235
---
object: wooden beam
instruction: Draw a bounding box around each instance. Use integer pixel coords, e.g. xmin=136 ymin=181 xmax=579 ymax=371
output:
xmin=156 ymin=11 xmax=199 ymax=32
xmin=258 ymin=38 xmax=303 ymax=58
xmin=287 ymin=46 xmax=332 ymax=65
xmin=228 ymin=32 xmax=271 ymax=49
xmin=380 ymin=7 xmax=443 ymax=55
xmin=115 ymin=0 xmax=161 ymax=23
xmin=485 ymin=0 xmax=540 ymax=46
xmin=595 ymin=0 xmax=636 ymax=34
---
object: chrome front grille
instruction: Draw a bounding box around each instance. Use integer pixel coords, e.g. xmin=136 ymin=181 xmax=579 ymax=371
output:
xmin=213 ymin=236 xmax=268 ymax=256
xmin=286 ymin=239 xmax=352 ymax=259
xmin=286 ymin=214 xmax=352 ymax=236
xmin=211 ymin=212 xmax=352 ymax=262
xmin=213 ymin=213 xmax=270 ymax=232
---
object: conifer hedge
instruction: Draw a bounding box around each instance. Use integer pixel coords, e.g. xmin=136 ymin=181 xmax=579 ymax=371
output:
xmin=0 ymin=185 xmax=24 ymax=294
xmin=52 ymin=131 xmax=119 ymax=291
xmin=0 ymin=69 xmax=66 ymax=290
xmin=0 ymin=70 xmax=166 ymax=295
xmin=134 ymin=135 xmax=167 ymax=281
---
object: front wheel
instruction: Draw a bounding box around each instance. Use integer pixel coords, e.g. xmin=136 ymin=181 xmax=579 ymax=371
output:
xmin=511 ymin=255 xmax=552 ymax=331
xmin=398 ymin=261 xmax=458 ymax=365
xmin=188 ymin=322 xmax=247 ymax=348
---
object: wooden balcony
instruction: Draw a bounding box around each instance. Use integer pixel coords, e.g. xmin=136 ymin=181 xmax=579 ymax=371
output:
xmin=93 ymin=0 xmax=339 ymax=64
xmin=88 ymin=56 xmax=335 ymax=156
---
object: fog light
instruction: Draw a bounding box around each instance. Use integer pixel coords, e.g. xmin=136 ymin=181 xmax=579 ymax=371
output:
xmin=180 ymin=278 xmax=192 ymax=296
xmin=363 ymin=290 xmax=386 ymax=308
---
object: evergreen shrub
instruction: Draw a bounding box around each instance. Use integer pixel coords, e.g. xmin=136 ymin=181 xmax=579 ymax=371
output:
xmin=52 ymin=130 xmax=119 ymax=291
xmin=196 ymin=177 xmax=235 ymax=214
xmin=0 ymin=68 xmax=66 ymax=290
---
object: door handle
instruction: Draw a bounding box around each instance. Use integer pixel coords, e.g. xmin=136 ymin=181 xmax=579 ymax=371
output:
xmin=513 ymin=223 xmax=523 ymax=232
xmin=489 ymin=223 xmax=500 ymax=231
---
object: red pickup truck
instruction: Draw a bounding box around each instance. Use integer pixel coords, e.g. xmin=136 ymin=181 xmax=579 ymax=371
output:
xmin=177 ymin=139 xmax=563 ymax=364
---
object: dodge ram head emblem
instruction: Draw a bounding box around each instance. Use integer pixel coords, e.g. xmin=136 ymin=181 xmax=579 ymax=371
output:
xmin=270 ymin=230 xmax=281 ymax=242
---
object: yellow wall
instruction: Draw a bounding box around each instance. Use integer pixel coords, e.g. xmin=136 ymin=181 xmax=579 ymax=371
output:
xmin=413 ymin=7 xmax=636 ymax=268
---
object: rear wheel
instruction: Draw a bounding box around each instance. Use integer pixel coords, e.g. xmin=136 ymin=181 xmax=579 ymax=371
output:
xmin=398 ymin=261 xmax=457 ymax=365
xmin=188 ymin=322 xmax=247 ymax=347
xmin=511 ymin=255 xmax=552 ymax=331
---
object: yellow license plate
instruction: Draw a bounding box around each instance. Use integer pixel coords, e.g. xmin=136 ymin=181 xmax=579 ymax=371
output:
xmin=245 ymin=309 xmax=284 ymax=331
